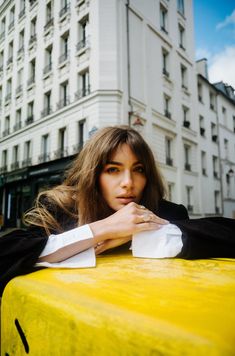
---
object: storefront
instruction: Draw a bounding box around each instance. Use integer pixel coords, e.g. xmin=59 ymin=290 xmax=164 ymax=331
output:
xmin=0 ymin=156 xmax=74 ymax=229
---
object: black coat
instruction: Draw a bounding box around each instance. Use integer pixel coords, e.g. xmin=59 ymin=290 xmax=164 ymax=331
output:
xmin=0 ymin=200 xmax=234 ymax=296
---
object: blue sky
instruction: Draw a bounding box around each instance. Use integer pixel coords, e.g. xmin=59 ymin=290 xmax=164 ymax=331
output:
xmin=193 ymin=0 xmax=235 ymax=87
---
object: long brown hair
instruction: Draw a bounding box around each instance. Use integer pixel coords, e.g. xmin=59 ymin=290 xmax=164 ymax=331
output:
xmin=24 ymin=126 xmax=166 ymax=235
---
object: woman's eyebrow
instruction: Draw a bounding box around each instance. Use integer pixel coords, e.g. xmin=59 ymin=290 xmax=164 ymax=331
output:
xmin=106 ymin=161 xmax=142 ymax=166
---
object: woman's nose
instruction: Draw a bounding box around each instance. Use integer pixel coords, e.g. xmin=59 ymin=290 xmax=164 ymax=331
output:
xmin=120 ymin=171 xmax=133 ymax=188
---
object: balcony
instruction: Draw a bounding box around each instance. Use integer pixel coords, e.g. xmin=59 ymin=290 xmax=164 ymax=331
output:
xmin=184 ymin=163 xmax=191 ymax=171
xmin=213 ymin=171 xmax=219 ymax=179
xmin=162 ymin=68 xmax=169 ymax=78
xmin=25 ymin=115 xmax=34 ymax=125
xmin=58 ymin=51 xmax=69 ymax=64
xmin=8 ymin=21 xmax=14 ymax=32
xmin=22 ymin=158 xmax=32 ymax=167
xmin=29 ymin=0 xmax=37 ymax=7
xmin=38 ymin=153 xmax=50 ymax=163
xmin=29 ymin=34 xmax=37 ymax=46
xmin=164 ymin=110 xmax=171 ymax=119
xmin=0 ymin=166 xmax=7 ymax=173
xmin=73 ymin=143 xmax=83 ymax=153
xmin=11 ymin=161 xmax=20 ymax=171
xmin=2 ymin=128 xmax=10 ymax=137
xmin=182 ymin=84 xmax=188 ymax=91
xmin=76 ymin=37 xmax=89 ymax=52
xmin=212 ymin=134 xmax=217 ymax=142
xmin=17 ymin=46 xmax=24 ymax=57
xmin=59 ymin=3 xmax=70 ymax=18
xmin=179 ymin=43 xmax=185 ymax=51
xmin=43 ymin=62 xmax=52 ymax=75
xmin=161 ymin=26 xmax=168 ymax=34
xmin=18 ymin=8 xmax=25 ymax=19
xmin=215 ymin=206 xmax=220 ymax=214
xmin=6 ymin=56 xmax=13 ymax=66
xmin=57 ymin=97 xmax=70 ymax=110
xmin=198 ymin=95 xmax=202 ymax=103
xmin=166 ymin=157 xmax=173 ymax=166
xmin=187 ymin=205 xmax=193 ymax=213
xmin=41 ymin=106 xmax=52 ymax=118
xmin=200 ymin=127 xmax=205 ymax=136
xmin=13 ymin=121 xmax=22 ymax=132
xmin=44 ymin=17 xmax=54 ymax=32
xmin=54 ymin=148 xmax=68 ymax=159
xmin=183 ymin=120 xmax=190 ymax=128
xmin=75 ymin=86 xmax=90 ymax=100
xmin=210 ymin=103 xmax=214 ymax=110
xmin=27 ymin=75 xmax=35 ymax=87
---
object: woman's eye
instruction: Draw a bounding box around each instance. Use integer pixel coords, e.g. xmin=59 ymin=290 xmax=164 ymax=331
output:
xmin=106 ymin=167 xmax=119 ymax=173
xmin=134 ymin=166 xmax=145 ymax=173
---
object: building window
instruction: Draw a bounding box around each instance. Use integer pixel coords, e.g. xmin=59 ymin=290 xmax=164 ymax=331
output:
xmin=167 ymin=183 xmax=174 ymax=202
xmin=199 ymin=115 xmax=205 ymax=136
xmin=184 ymin=144 xmax=191 ymax=171
xmin=58 ymin=81 xmax=69 ymax=109
xmin=183 ymin=106 xmax=190 ymax=128
xmin=177 ymin=0 xmax=184 ymax=15
xmin=18 ymin=29 xmax=24 ymax=54
xmin=76 ymin=70 xmax=90 ymax=99
xmin=201 ymin=151 xmax=207 ymax=176
xmin=160 ymin=4 xmax=168 ymax=33
xmin=16 ymin=68 xmax=23 ymax=95
xmin=14 ymin=109 xmax=22 ymax=131
xmin=59 ymin=32 xmax=69 ymax=64
xmin=19 ymin=0 xmax=25 ymax=19
xmin=0 ymin=17 xmax=6 ymax=38
xmin=7 ymin=41 xmax=14 ymax=66
xmin=29 ymin=17 xmax=37 ymax=45
xmin=46 ymin=1 xmax=53 ymax=22
xmin=11 ymin=145 xmax=19 ymax=170
xmin=26 ymin=101 xmax=34 ymax=125
xmin=198 ymin=82 xmax=203 ymax=102
xmin=209 ymin=92 xmax=215 ymax=110
xmin=55 ymin=127 xmax=67 ymax=158
xmin=77 ymin=16 xmax=89 ymax=51
xmin=39 ymin=134 xmax=50 ymax=163
xmin=212 ymin=155 xmax=219 ymax=179
xmin=178 ymin=23 xmax=185 ymax=50
xmin=214 ymin=190 xmax=220 ymax=214
xmin=9 ymin=6 xmax=15 ymax=31
xmin=224 ymin=138 xmax=228 ymax=159
xmin=211 ymin=123 xmax=217 ymax=142
xmin=28 ymin=58 xmax=36 ymax=86
xmin=162 ymin=48 xmax=169 ymax=77
xmin=23 ymin=140 xmax=32 ymax=167
xmin=5 ymin=79 xmax=12 ymax=102
xmin=222 ymin=106 xmax=227 ymax=126
xmin=44 ymin=45 xmax=53 ymax=75
xmin=181 ymin=64 xmax=188 ymax=90
xmin=186 ymin=186 xmax=193 ymax=213
xmin=3 ymin=116 xmax=10 ymax=137
xmin=0 ymin=50 xmax=3 ymax=71
xmin=1 ymin=150 xmax=8 ymax=173
xmin=233 ymin=116 xmax=235 ymax=133
xmin=165 ymin=137 xmax=173 ymax=166
xmin=59 ymin=0 xmax=70 ymax=18
xmin=164 ymin=94 xmax=171 ymax=119
xmin=42 ymin=91 xmax=52 ymax=117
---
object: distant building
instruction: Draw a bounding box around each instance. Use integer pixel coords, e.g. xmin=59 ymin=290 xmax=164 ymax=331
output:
xmin=0 ymin=0 xmax=234 ymax=228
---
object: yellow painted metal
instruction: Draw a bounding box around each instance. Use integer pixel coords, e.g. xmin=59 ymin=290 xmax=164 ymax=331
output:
xmin=1 ymin=253 xmax=235 ymax=355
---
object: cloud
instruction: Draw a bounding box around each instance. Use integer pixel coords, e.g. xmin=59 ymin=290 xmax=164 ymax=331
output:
xmin=216 ymin=9 xmax=235 ymax=30
xmin=208 ymin=46 xmax=235 ymax=88
xmin=196 ymin=47 xmax=211 ymax=60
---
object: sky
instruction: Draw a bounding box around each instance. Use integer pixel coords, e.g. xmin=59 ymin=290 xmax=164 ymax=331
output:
xmin=193 ymin=0 xmax=235 ymax=88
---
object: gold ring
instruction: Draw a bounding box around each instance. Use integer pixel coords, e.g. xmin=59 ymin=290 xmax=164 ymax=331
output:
xmin=139 ymin=205 xmax=146 ymax=210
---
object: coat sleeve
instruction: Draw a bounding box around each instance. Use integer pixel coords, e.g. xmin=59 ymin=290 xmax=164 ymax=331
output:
xmin=172 ymin=217 xmax=235 ymax=259
xmin=0 ymin=228 xmax=48 ymax=296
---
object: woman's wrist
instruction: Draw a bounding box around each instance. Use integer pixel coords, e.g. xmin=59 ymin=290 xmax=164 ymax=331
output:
xmin=89 ymin=219 xmax=112 ymax=244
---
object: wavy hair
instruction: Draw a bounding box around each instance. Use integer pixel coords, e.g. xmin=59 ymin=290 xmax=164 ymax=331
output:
xmin=24 ymin=126 xmax=166 ymax=235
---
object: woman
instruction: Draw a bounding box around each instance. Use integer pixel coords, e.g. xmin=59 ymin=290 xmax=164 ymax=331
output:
xmin=0 ymin=126 xmax=234 ymax=295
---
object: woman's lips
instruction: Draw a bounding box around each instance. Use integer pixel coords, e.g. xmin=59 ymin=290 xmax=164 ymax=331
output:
xmin=116 ymin=197 xmax=135 ymax=204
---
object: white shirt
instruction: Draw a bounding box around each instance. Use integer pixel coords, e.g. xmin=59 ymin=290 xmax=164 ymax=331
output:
xmin=35 ymin=223 xmax=183 ymax=268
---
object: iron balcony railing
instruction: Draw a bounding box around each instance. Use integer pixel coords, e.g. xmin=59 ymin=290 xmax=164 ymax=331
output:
xmin=59 ymin=3 xmax=70 ymax=18
xmin=54 ymin=148 xmax=69 ymax=159
xmin=44 ymin=17 xmax=54 ymax=31
xmin=11 ymin=161 xmax=20 ymax=171
xmin=22 ymin=158 xmax=32 ymax=167
xmin=75 ymin=86 xmax=90 ymax=100
xmin=41 ymin=106 xmax=52 ymax=118
xmin=38 ymin=153 xmax=50 ymax=163
xmin=2 ymin=128 xmax=10 ymax=137
xmin=25 ymin=115 xmax=34 ymax=125
xmin=13 ymin=121 xmax=22 ymax=131
xmin=57 ymin=97 xmax=70 ymax=110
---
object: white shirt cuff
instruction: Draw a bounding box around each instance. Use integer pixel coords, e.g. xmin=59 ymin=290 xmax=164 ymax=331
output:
xmin=35 ymin=225 xmax=96 ymax=268
xmin=132 ymin=224 xmax=183 ymax=258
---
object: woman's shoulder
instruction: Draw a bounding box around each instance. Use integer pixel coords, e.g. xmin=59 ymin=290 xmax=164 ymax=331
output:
xmin=157 ymin=200 xmax=189 ymax=220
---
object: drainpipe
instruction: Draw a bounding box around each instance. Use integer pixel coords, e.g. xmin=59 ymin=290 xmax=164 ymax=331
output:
xmin=215 ymin=93 xmax=224 ymax=216
xmin=126 ymin=0 xmax=133 ymax=126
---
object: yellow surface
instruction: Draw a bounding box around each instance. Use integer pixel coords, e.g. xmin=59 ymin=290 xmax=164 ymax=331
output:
xmin=1 ymin=252 xmax=235 ymax=355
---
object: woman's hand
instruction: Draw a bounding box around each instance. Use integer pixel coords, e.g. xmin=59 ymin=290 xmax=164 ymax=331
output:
xmin=95 ymin=236 xmax=132 ymax=255
xmin=90 ymin=202 xmax=168 ymax=247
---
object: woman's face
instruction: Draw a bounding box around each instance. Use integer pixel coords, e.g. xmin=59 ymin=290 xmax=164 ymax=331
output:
xmin=99 ymin=143 xmax=147 ymax=211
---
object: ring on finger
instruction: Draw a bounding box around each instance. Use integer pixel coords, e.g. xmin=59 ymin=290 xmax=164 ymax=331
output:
xmin=142 ymin=214 xmax=151 ymax=222
xmin=139 ymin=205 xmax=146 ymax=210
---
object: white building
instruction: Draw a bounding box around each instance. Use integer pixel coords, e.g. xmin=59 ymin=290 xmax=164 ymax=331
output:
xmin=0 ymin=0 xmax=234 ymax=227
